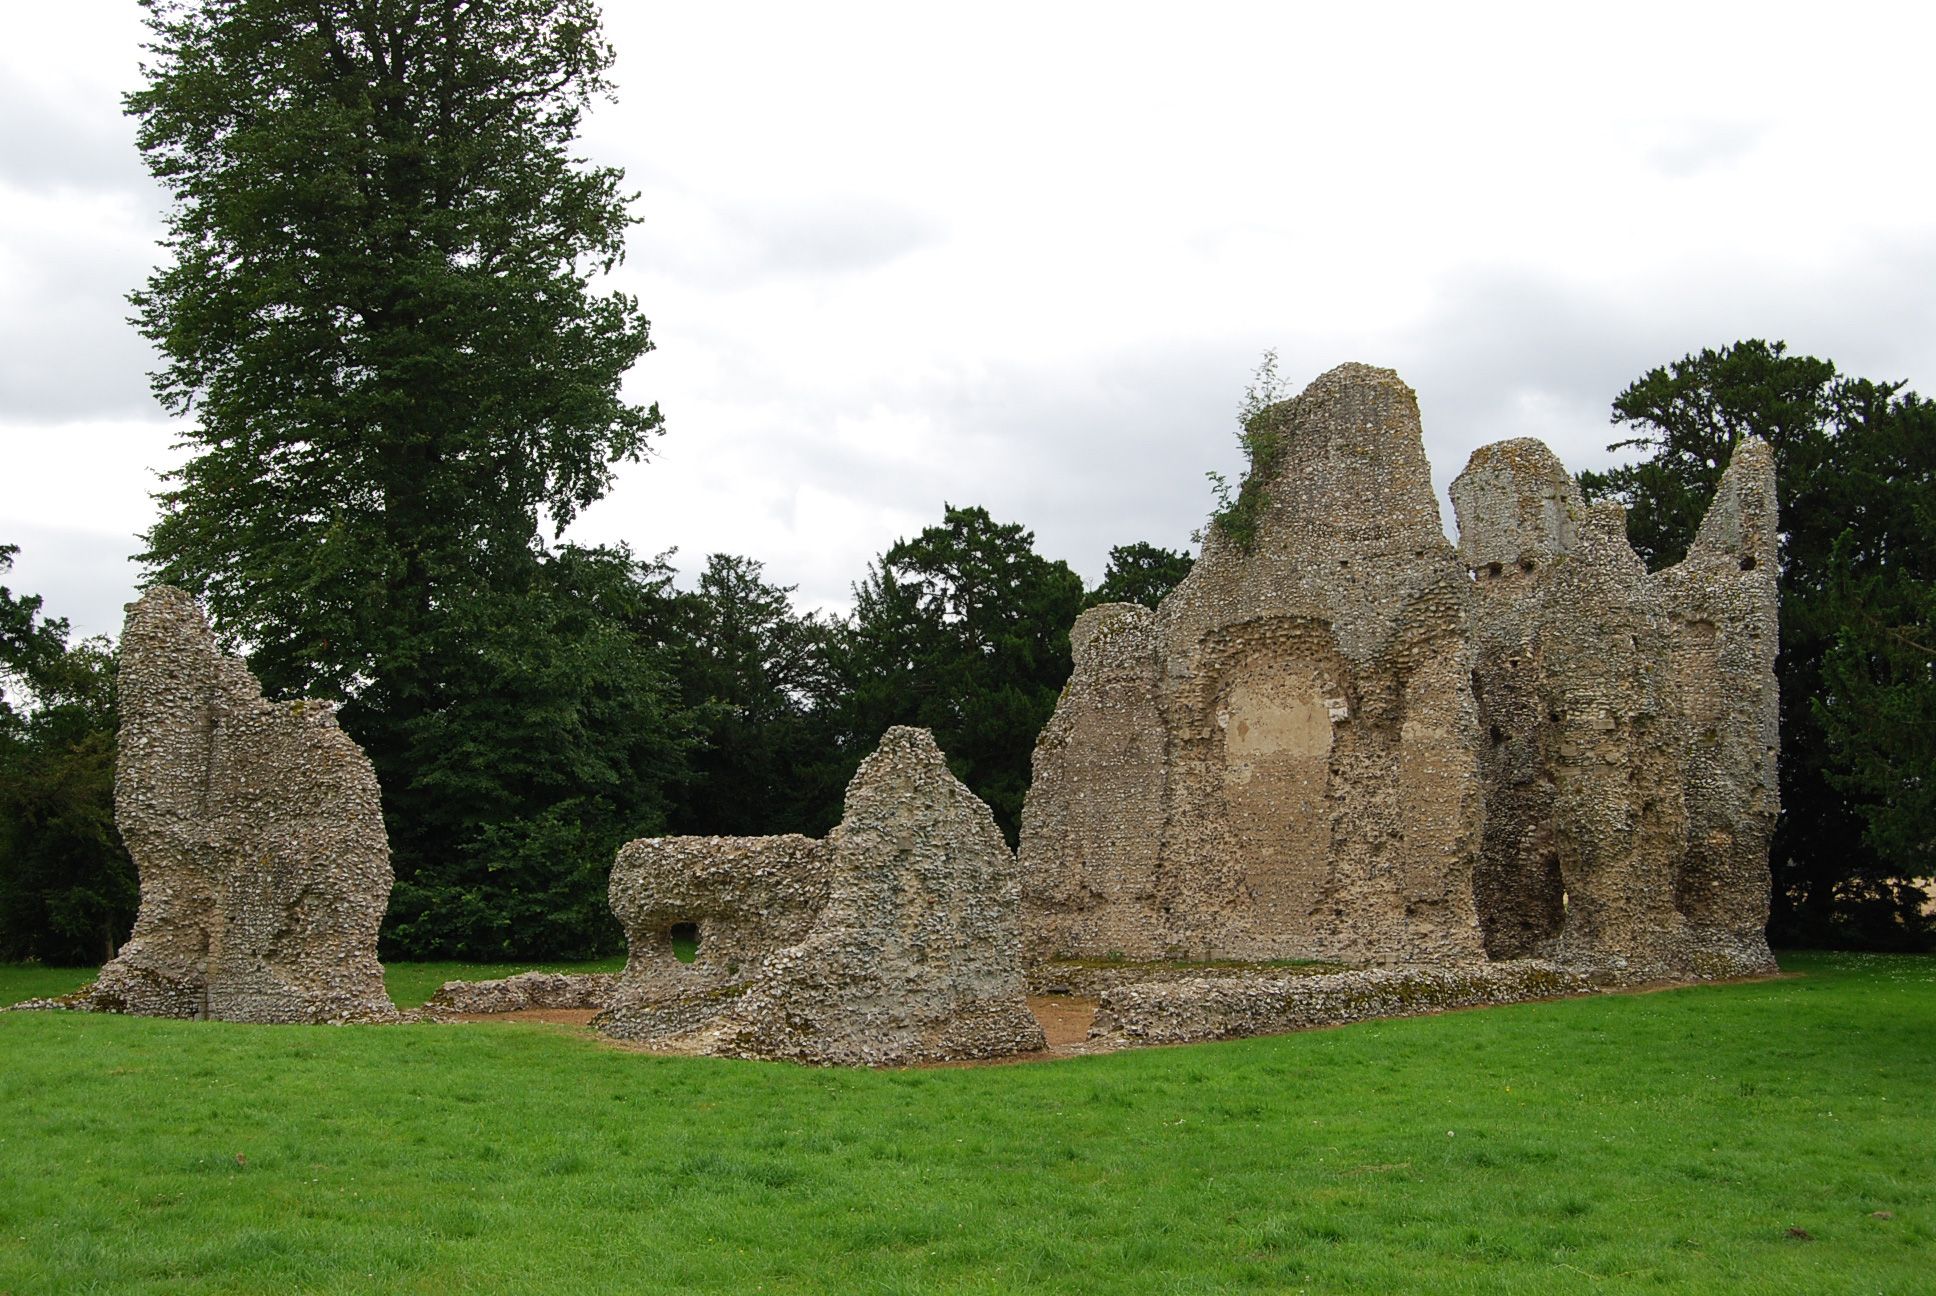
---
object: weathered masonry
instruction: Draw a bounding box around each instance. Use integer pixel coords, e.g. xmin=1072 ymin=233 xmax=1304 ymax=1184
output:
xmin=77 ymin=587 xmax=399 ymax=1023
xmin=1021 ymin=363 xmax=1778 ymax=985
xmin=597 ymin=727 xmax=1045 ymax=1065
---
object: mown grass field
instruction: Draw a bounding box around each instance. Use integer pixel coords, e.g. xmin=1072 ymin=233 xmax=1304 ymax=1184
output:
xmin=2 ymin=953 xmax=1930 ymax=1294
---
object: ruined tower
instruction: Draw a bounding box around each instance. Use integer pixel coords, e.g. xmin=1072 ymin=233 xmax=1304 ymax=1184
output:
xmin=82 ymin=587 xmax=398 ymax=1023
xmin=1022 ymin=363 xmax=1488 ymax=966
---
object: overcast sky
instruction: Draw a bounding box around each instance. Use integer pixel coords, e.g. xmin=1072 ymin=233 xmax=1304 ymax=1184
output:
xmin=3 ymin=1 xmax=1932 ymax=642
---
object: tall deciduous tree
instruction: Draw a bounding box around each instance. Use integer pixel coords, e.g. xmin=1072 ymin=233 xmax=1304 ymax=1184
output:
xmin=835 ymin=505 xmax=1084 ymax=843
xmin=1579 ymin=341 xmax=1935 ymax=950
xmin=128 ymin=1 xmax=676 ymax=958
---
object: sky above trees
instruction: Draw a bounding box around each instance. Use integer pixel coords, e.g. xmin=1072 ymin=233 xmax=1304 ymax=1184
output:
xmin=5 ymin=0 xmax=1935 ymax=638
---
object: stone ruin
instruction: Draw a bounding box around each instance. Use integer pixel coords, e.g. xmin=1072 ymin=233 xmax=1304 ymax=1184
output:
xmin=1453 ymin=435 xmax=1780 ymax=976
xmin=1021 ymin=362 xmax=1778 ymax=1043
xmin=15 ymin=363 xmax=1777 ymax=1059
xmin=595 ymin=726 xmax=1045 ymax=1065
xmin=65 ymin=587 xmax=399 ymax=1024
xmin=424 ymin=970 xmax=619 ymax=1016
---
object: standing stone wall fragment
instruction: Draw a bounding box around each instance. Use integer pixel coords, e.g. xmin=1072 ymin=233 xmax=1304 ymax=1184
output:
xmin=79 ymin=587 xmax=398 ymax=1023
xmin=1651 ymin=441 xmax=1780 ymax=974
xmin=1449 ymin=435 xmax=1779 ymax=977
xmin=1021 ymin=363 xmax=1489 ymax=966
xmin=597 ymin=727 xmax=1045 ymax=1065
xmin=1024 ymin=363 xmax=1780 ymax=990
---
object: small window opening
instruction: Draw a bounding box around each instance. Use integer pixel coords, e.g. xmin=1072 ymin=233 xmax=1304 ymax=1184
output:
xmin=668 ymin=922 xmax=700 ymax=963
xmin=1519 ymin=558 xmax=1536 ymax=574
xmin=1739 ymin=555 xmax=1757 ymax=571
xmin=1486 ymin=562 xmax=1503 ymax=579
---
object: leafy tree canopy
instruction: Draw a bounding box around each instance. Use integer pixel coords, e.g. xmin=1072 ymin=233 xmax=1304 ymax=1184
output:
xmin=132 ymin=0 xmax=661 ymax=697
xmin=660 ymin=554 xmax=842 ymax=838
xmin=835 ymin=505 xmax=1085 ymax=844
xmin=1086 ymin=542 xmax=1194 ymax=611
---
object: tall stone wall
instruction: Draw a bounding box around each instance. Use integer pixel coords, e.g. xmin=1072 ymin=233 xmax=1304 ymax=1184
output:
xmin=1654 ymin=441 xmax=1781 ymax=972
xmin=598 ymin=727 xmax=1045 ymax=1065
xmin=1022 ymin=363 xmax=1488 ymax=965
xmin=81 ymin=587 xmax=398 ymax=1023
xmin=1450 ymin=438 xmax=1778 ymax=976
xmin=1023 ymin=364 xmax=1780 ymax=982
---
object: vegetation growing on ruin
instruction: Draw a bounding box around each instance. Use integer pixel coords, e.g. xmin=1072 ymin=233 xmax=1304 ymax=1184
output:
xmin=3 ymin=953 xmax=1930 ymax=1293
xmin=1203 ymin=350 xmax=1296 ymax=553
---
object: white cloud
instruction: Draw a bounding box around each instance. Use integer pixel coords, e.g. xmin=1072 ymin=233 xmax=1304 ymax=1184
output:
xmin=4 ymin=0 xmax=1935 ymax=637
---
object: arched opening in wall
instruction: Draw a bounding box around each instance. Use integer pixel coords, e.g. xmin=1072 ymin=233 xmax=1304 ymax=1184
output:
xmin=667 ymin=922 xmax=700 ymax=963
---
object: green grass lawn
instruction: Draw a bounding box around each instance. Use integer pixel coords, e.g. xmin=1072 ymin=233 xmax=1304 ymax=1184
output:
xmin=1 ymin=953 xmax=1929 ymax=1294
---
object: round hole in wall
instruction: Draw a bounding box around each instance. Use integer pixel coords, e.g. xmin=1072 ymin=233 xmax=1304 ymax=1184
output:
xmin=1739 ymin=555 xmax=1757 ymax=571
xmin=668 ymin=922 xmax=700 ymax=963
xmin=1486 ymin=562 xmax=1503 ymax=578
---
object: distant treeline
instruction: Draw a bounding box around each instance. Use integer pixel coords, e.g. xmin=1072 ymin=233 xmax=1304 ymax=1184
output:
xmin=0 ymin=528 xmax=1192 ymax=963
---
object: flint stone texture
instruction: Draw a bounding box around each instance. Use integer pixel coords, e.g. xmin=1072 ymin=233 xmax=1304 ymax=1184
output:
xmin=1022 ymin=361 xmax=1779 ymax=992
xmin=1090 ymin=961 xmax=1595 ymax=1047
xmin=78 ymin=587 xmax=398 ymax=1024
xmin=597 ymin=727 xmax=1046 ymax=1065
xmin=1452 ymin=438 xmax=1779 ymax=977
xmin=1022 ymin=363 xmax=1488 ymax=966
xmin=424 ymin=971 xmax=619 ymax=1016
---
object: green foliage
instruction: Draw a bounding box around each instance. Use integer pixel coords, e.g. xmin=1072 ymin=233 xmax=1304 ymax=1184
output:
xmin=1579 ymin=341 xmax=1935 ymax=950
xmin=3 ymin=953 xmax=1932 ymax=1292
xmin=835 ymin=505 xmax=1084 ymax=843
xmin=127 ymin=1 xmax=676 ymax=960
xmin=374 ymin=545 xmax=693 ymax=960
xmin=1813 ymin=392 xmax=1936 ymax=898
xmin=0 ymin=546 xmax=71 ymax=719
xmin=660 ymin=554 xmax=843 ymax=837
xmin=1085 ymin=541 xmax=1194 ymax=611
xmin=1203 ymin=349 xmax=1295 ymax=552
xmin=0 ymin=548 xmax=136 ymax=965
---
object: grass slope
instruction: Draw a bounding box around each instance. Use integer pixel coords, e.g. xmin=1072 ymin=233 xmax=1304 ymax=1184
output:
xmin=1 ymin=953 xmax=1929 ymax=1294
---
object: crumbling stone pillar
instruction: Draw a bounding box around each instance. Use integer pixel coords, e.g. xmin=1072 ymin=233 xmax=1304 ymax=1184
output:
xmin=81 ymin=587 xmax=398 ymax=1023
xmin=1654 ymin=441 xmax=1780 ymax=974
xmin=1452 ymin=437 xmax=1780 ymax=977
xmin=1018 ymin=602 xmax=1167 ymax=963
xmin=598 ymin=727 xmax=1045 ymax=1065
